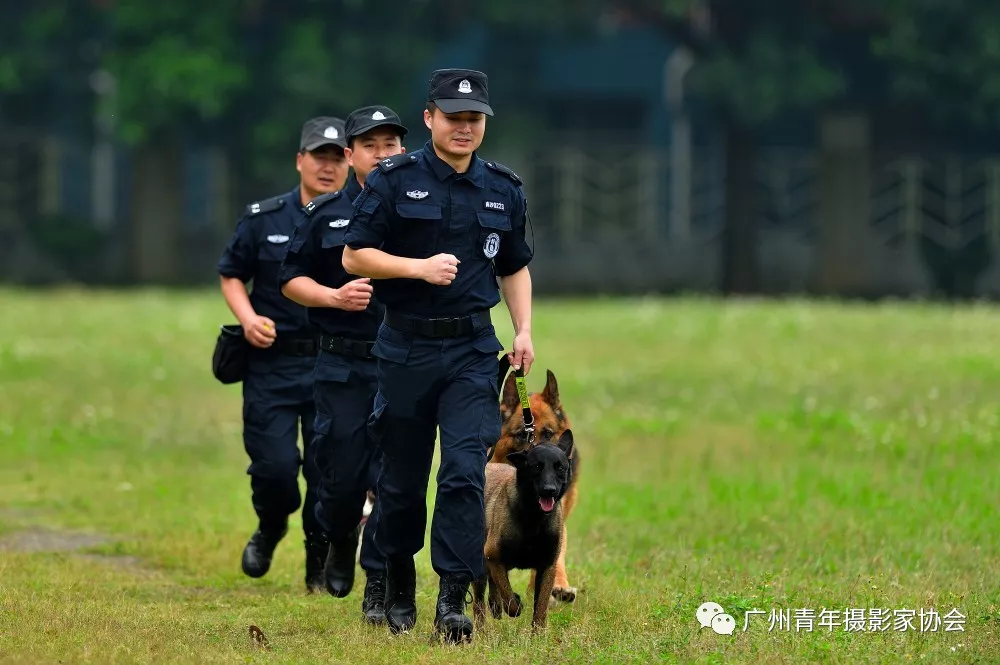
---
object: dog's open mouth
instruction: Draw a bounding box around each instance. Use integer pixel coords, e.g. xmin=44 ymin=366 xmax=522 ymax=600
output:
xmin=539 ymin=497 xmax=555 ymax=513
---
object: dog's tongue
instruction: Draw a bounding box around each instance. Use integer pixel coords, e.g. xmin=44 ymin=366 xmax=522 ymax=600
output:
xmin=539 ymin=497 xmax=555 ymax=512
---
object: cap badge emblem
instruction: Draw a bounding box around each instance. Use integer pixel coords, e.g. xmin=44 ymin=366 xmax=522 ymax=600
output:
xmin=458 ymin=79 xmax=472 ymax=94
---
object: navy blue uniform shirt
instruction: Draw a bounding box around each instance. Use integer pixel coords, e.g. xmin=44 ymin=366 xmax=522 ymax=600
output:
xmin=217 ymin=187 xmax=314 ymax=336
xmin=343 ymin=140 xmax=532 ymax=318
xmin=343 ymin=174 xmax=363 ymax=204
xmin=278 ymin=188 xmax=384 ymax=340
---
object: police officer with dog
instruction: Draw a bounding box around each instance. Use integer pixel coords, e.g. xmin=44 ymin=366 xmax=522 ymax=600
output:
xmin=217 ymin=116 xmax=349 ymax=591
xmin=342 ymin=69 xmax=535 ymax=643
xmin=279 ymin=105 xmax=409 ymax=624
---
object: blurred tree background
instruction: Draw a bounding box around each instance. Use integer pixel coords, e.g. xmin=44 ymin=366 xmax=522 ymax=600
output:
xmin=2 ymin=0 xmax=999 ymax=297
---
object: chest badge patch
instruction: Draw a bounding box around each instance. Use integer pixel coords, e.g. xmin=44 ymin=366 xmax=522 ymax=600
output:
xmin=406 ymin=190 xmax=429 ymax=200
xmin=483 ymin=232 xmax=501 ymax=259
xmin=484 ymin=201 xmax=506 ymax=212
xmin=266 ymin=234 xmax=289 ymax=244
xmin=329 ymin=219 xmax=349 ymax=228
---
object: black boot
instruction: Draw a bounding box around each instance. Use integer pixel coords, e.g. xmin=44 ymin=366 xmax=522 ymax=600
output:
xmin=241 ymin=520 xmax=288 ymax=578
xmin=304 ymin=533 xmax=329 ymax=593
xmin=434 ymin=574 xmax=473 ymax=644
xmin=324 ymin=525 xmax=359 ymax=598
xmin=384 ymin=556 xmax=417 ymax=634
xmin=361 ymin=569 xmax=387 ymax=625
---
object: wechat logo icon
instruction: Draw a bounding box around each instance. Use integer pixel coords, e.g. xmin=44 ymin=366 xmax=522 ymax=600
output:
xmin=697 ymin=601 xmax=736 ymax=635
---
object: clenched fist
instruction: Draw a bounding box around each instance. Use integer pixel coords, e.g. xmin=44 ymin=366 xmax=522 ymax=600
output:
xmin=331 ymin=277 xmax=373 ymax=311
xmin=242 ymin=315 xmax=277 ymax=349
xmin=421 ymin=253 xmax=460 ymax=286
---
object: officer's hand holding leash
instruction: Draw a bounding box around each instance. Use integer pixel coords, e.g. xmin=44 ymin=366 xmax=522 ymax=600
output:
xmin=508 ymin=331 xmax=534 ymax=376
xmin=242 ymin=315 xmax=277 ymax=348
xmin=422 ymin=253 xmax=460 ymax=285
xmin=330 ymin=277 xmax=373 ymax=311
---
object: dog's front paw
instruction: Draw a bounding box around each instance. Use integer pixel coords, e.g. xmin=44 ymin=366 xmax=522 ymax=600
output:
xmin=489 ymin=595 xmax=504 ymax=619
xmin=507 ymin=593 xmax=523 ymax=618
xmin=551 ymin=586 xmax=577 ymax=603
xmin=473 ymin=602 xmax=487 ymax=629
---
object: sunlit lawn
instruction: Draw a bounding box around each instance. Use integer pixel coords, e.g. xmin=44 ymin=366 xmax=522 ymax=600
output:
xmin=0 ymin=287 xmax=998 ymax=663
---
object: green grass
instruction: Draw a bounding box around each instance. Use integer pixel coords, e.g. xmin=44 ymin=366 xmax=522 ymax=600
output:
xmin=1 ymin=287 xmax=998 ymax=663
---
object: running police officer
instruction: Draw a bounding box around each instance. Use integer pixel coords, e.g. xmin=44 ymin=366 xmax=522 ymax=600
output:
xmin=342 ymin=69 xmax=534 ymax=644
xmin=279 ymin=105 xmax=408 ymax=624
xmin=218 ymin=116 xmax=350 ymax=591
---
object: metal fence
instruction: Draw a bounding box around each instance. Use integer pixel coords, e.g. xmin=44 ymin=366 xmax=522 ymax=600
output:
xmin=502 ymin=142 xmax=1000 ymax=297
xmin=4 ymin=125 xmax=1000 ymax=298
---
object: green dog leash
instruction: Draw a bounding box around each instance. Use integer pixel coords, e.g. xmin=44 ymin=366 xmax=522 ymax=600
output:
xmin=488 ymin=355 xmax=535 ymax=463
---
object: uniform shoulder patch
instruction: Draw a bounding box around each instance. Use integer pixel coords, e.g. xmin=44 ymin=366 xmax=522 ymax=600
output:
xmin=245 ymin=195 xmax=285 ymax=216
xmin=375 ymin=153 xmax=418 ymax=173
xmin=485 ymin=160 xmax=522 ymax=185
xmin=303 ymin=190 xmax=342 ymax=216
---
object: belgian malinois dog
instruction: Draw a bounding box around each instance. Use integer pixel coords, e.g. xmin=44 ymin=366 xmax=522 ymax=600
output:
xmin=473 ymin=430 xmax=575 ymax=632
xmin=493 ymin=368 xmax=580 ymax=603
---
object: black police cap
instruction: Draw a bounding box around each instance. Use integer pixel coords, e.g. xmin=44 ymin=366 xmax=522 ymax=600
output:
xmin=427 ymin=68 xmax=494 ymax=116
xmin=344 ymin=105 xmax=409 ymax=144
xmin=300 ymin=116 xmax=346 ymax=152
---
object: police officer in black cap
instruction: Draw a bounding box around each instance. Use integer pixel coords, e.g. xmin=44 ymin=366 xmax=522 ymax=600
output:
xmin=342 ymin=69 xmax=535 ymax=643
xmin=279 ymin=105 xmax=408 ymax=624
xmin=342 ymin=105 xmax=408 ymax=204
xmin=218 ymin=116 xmax=349 ymax=591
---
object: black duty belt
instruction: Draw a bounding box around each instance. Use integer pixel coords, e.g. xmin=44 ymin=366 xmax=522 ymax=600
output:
xmin=276 ymin=336 xmax=319 ymax=356
xmin=320 ymin=335 xmax=375 ymax=360
xmin=384 ymin=309 xmax=491 ymax=338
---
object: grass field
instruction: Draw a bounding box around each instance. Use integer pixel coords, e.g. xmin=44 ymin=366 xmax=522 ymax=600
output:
xmin=1 ymin=287 xmax=999 ymax=663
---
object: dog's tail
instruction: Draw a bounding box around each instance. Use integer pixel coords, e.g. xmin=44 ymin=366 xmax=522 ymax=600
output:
xmin=486 ymin=353 xmax=510 ymax=464
xmin=496 ymin=353 xmax=512 ymax=394
xmin=487 ymin=354 xmax=512 ymax=463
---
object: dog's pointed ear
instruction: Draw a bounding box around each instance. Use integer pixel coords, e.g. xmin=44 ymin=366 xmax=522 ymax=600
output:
xmin=506 ymin=450 xmax=528 ymax=469
xmin=556 ymin=429 xmax=574 ymax=458
xmin=542 ymin=369 xmax=561 ymax=407
xmin=501 ymin=370 xmax=520 ymax=418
